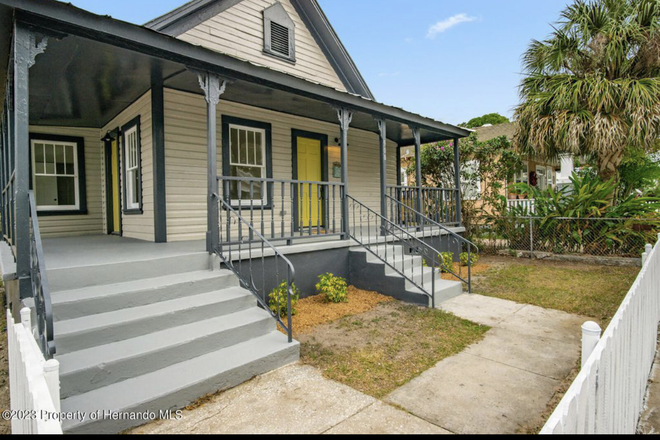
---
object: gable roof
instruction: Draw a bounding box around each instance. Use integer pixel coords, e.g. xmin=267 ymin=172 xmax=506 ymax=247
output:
xmin=145 ymin=0 xmax=374 ymax=100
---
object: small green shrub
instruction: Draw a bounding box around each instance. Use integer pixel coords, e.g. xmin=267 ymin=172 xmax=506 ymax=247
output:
xmin=460 ymin=252 xmax=479 ymax=267
xmin=439 ymin=252 xmax=454 ymax=273
xmin=269 ymin=281 xmax=300 ymax=318
xmin=316 ymin=273 xmax=349 ymax=304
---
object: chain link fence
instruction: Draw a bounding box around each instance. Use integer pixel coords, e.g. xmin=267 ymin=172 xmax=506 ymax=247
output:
xmin=471 ymin=217 xmax=660 ymax=259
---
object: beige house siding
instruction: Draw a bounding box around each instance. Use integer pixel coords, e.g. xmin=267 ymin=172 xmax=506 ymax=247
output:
xmin=101 ymin=92 xmax=155 ymax=242
xmin=30 ymin=126 xmax=104 ymax=237
xmin=164 ymin=88 xmax=397 ymax=242
xmin=178 ymin=0 xmax=348 ymax=92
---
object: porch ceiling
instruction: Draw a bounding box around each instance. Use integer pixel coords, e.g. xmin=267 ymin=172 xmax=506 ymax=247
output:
xmin=0 ymin=0 xmax=469 ymax=145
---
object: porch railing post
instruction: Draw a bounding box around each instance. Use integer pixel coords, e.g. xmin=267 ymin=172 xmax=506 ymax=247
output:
xmin=413 ymin=128 xmax=423 ymax=227
xmin=453 ymin=137 xmax=462 ymax=225
xmin=376 ymin=119 xmax=387 ymax=235
xmin=14 ymin=22 xmax=44 ymax=300
xmin=337 ymin=108 xmax=353 ymax=240
xmin=196 ymin=71 xmax=227 ymax=253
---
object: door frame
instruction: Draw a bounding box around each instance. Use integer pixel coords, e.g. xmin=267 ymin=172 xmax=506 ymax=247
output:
xmin=291 ymin=129 xmax=329 ymax=232
xmin=103 ymin=129 xmax=122 ymax=236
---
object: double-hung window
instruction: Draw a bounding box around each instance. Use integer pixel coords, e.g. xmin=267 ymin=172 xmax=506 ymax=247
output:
xmin=222 ymin=116 xmax=272 ymax=207
xmin=122 ymin=118 xmax=142 ymax=213
xmin=30 ymin=135 xmax=86 ymax=214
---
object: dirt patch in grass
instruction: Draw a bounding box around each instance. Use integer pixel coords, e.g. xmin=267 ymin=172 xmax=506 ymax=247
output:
xmin=290 ymin=286 xmax=394 ymax=336
xmin=299 ymin=301 xmax=489 ymax=399
xmin=441 ymin=263 xmax=491 ymax=282
xmin=473 ymin=256 xmax=639 ymax=326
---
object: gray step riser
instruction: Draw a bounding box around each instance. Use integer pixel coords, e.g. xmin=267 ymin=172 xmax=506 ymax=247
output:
xmin=60 ymin=316 xmax=274 ymax=399
xmin=56 ymin=294 xmax=256 ymax=355
xmin=53 ymin=274 xmax=239 ymax=322
xmin=349 ymin=251 xmax=428 ymax=306
xmin=63 ymin=342 xmax=300 ymax=434
xmin=382 ymin=256 xmax=424 ymax=276
xmin=48 ymin=253 xmax=211 ymax=292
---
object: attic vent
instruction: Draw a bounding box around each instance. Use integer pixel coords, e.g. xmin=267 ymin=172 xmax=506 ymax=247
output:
xmin=263 ymin=2 xmax=296 ymax=62
xmin=270 ymin=22 xmax=290 ymax=57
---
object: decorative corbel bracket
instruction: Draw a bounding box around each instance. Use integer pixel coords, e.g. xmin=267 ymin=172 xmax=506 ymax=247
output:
xmin=27 ymin=33 xmax=49 ymax=69
xmin=412 ymin=127 xmax=421 ymax=146
xmin=194 ymin=70 xmax=228 ymax=105
xmin=336 ymin=107 xmax=353 ymax=131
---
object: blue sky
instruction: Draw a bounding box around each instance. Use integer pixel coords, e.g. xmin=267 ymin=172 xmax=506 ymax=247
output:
xmin=67 ymin=0 xmax=571 ymax=125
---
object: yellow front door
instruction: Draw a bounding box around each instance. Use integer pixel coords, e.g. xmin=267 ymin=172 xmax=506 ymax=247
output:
xmin=111 ymin=139 xmax=121 ymax=234
xmin=297 ymin=136 xmax=322 ymax=228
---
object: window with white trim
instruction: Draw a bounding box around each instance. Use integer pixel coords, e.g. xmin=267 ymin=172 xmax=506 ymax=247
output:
xmin=123 ymin=122 xmax=142 ymax=212
xmin=229 ymin=124 xmax=267 ymax=204
xmin=31 ymin=138 xmax=80 ymax=211
xmin=514 ymin=162 xmax=529 ymax=184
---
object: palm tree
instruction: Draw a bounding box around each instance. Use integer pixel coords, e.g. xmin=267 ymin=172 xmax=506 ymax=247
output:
xmin=514 ymin=0 xmax=660 ymax=182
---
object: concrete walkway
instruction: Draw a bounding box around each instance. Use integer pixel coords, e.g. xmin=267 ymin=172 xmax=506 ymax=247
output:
xmin=130 ymin=294 xmax=587 ymax=435
xmin=638 ymin=337 xmax=660 ymax=434
xmin=129 ymin=364 xmax=449 ymax=435
xmin=386 ymin=294 xmax=587 ymax=434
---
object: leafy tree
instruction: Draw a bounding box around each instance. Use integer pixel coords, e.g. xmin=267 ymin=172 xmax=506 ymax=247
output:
xmin=460 ymin=113 xmax=510 ymax=129
xmin=514 ymin=0 xmax=660 ymax=183
xmin=406 ymin=133 xmax=524 ymax=236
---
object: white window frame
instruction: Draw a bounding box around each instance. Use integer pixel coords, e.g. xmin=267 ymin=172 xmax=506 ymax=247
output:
xmin=31 ymin=139 xmax=80 ymax=212
xmin=228 ymin=123 xmax=268 ymax=206
xmin=124 ymin=125 xmax=141 ymax=211
xmin=514 ymin=162 xmax=530 ymax=185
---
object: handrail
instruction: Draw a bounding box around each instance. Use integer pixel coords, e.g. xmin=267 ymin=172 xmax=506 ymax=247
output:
xmin=347 ymin=195 xmax=442 ymax=308
xmin=214 ymin=193 xmax=296 ymax=343
xmin=27 ymin=191 xmax=55 ymax=359
xmin=386 ymin=194 xmax=478 ymax=292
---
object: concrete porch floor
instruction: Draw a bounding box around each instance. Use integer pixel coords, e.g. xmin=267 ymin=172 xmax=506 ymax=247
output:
xmin=42 ymin=236 xmax=207 ymax=270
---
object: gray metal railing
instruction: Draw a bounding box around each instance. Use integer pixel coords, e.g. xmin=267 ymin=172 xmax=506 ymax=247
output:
xmin=388 ymin=186 xmax=460 ymax=226
xmin=28 ymin=191 xmax=55 ymax=359
xmin=215 ymin=194 xmax=296 ymax=343
xmin=347 ymin=195 xmax=444 ymax=308
xmin=386 ymin=194 xmax=478 ymax=292
xmin=218 ymin=176 xmax=346 ymax=246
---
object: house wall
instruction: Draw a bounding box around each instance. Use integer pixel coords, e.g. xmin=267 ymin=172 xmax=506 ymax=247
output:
xmin=164 ymin=88 xmax=398 ymax=242
xmin=177 ymin=0 xmax=347 ymax=92
xmin=30 ymin=126 xmax=104 ymax=237
xmin=101 ymin=92 xmax=155 ymax=242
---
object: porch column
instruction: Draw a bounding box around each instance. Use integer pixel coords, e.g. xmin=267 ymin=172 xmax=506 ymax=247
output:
xmin=151 ymin=64 xmax=167 ymax=243
xmin=453 ymin=137 xmax=462 ymax=225
xmin=413 ymin=127 xmax=423 ymax=226
xmin=14 ymin=23 xmax=47 ymax=300
xmin=337 ymin=108 xmax=353 ymax=240
xmin=197 ymin=72 xmax=227 ymax=253
xmin=376 ymin=119 xmax=387 ymax=233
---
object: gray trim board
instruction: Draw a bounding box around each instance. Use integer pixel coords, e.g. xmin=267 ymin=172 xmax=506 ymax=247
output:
xmin=144 ymin=0 xmax=243 ymax=36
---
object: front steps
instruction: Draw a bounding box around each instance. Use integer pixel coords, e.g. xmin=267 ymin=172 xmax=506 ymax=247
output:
xmin=51 ymin=254 xmax=299 ymax=434
xmin=349 ymin=243 xmax=463 ymax=307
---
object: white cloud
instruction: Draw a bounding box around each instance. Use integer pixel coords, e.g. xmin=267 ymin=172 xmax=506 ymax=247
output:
xmin=426 ymin=13 xmax=477 ymax=39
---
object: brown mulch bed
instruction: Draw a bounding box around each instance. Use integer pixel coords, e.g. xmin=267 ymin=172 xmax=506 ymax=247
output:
xmin=291 ymin=286 xmax=394 ymax=336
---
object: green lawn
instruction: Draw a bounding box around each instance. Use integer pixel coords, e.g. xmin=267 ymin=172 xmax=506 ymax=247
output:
xmin=474 ymin=257 xmax=640 ymax=326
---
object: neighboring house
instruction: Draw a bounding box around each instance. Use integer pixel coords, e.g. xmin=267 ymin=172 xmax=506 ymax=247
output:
xmin=0 ymin=0 xmax=473 ymax=433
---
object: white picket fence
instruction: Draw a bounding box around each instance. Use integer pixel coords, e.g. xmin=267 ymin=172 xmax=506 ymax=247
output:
xmin=541 ymin=237 xmax=660 ymax=434
xmin=7 ymin=308 xmax=62 ymax=434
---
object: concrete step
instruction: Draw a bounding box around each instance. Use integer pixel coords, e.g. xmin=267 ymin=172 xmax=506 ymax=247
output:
xmin=407 ymin=280 xmax=465 ymax=307
xmin=47 ymin=251 xmax=210 ymax=292
xmin=57 ymin=307 xmax=274 ymax=399
xmin=61 ymin=331 xmax=300 ymax=434
xmin=54 ymin=288 xmax=255 ymax=355
xmin=52 ymin=270 xmax=238 ymax=321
